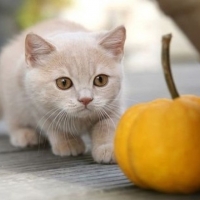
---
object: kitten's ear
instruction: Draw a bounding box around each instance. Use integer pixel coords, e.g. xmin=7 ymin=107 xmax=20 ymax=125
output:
xmin=25 ymin=33 xmax=56 ymax=66
xmin=98 ymin=26 xmax=126 ymax=61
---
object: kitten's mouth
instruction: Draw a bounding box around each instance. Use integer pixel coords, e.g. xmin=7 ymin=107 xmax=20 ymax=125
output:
xmin=82 ymin=107 xmax=91 ymax=111
xmin=79 ymin=106 xmax=92 ymax=113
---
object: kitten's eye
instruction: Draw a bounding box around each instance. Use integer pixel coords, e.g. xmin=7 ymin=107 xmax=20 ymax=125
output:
xmin=56 ymin=77 xmax=73 ymax=90
xmin=94 ymin=74 xmax=108 ymax=87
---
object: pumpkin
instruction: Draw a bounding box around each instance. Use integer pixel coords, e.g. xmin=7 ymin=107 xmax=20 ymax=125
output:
xmin=114 ymin=34 xmax=200 ymax=194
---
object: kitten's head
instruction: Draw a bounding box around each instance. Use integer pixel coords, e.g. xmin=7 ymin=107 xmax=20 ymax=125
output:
xmin=24 ymin=25 xmax=126 ymax=118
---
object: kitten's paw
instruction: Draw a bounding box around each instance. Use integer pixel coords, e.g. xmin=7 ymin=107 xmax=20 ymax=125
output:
xmin=10 ymin=128 xmax=42 ymax=147
xmin=51 ymin=137 xmax=85 ymax=156
xmin=92 ymin=144 xmax=116 ymax=164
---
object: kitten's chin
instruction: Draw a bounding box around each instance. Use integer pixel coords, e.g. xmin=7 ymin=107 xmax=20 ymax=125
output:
xmin=72 ymin=108 xmax=92 ymax=118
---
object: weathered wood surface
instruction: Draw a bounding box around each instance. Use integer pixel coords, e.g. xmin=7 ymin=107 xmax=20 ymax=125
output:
xmin=0 ymin=63 xmax=200 ymax=200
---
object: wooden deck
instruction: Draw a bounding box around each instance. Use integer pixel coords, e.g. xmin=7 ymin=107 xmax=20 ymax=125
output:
xmin=1 ymin=63 xmax=200 ymax=200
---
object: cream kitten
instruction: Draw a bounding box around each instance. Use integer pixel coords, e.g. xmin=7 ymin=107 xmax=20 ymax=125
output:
xmin=0 ymin=19 xmax=126 ymax=163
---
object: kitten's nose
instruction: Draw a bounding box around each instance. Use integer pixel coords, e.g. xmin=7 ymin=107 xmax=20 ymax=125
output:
xmin=78 ymin=97 xmax=93 ymax=106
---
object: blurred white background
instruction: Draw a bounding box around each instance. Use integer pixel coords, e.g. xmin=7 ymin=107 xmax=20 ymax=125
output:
xmin=0 ymin=0 xmax=199 ymax=72
xmin=59 ymin=0 xmax=199 ymax=72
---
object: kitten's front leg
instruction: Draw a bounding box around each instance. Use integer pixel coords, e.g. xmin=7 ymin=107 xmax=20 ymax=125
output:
xmin=9 ymin=127 xmax=44 ymax=147
xmin=91 ymin=118 xmax=117 ymax=164
xmin=48 ymin=132 xmax=85 ymax=156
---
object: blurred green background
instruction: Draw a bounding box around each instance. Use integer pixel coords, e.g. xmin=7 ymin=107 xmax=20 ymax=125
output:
xmin=0 ymin=0 xmax=71 ymax=46
xmin=17 ymin=0 xmax=71 ymax=29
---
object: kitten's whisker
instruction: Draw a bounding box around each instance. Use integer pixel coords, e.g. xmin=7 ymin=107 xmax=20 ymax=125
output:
xmin=36 ymin=107 xmax=59 ymax=131
xmin=35 ymin=107 xmax=60 ymax=149
xmin=72 ymin=115 xmax=78 ymax=136
xmin=94 ymin=109 xmax=104 ymax=135
xmin=96 ymin=109 xmax=104 ymax=134
xmin=104 ymin=106 xmax=122 ymax=119
xmin=63 ymin=113 xmax=68 ymax=141
xmin=99 ymin=109 xmax=110 ymax=135
xmin=37 ymin=107 xmax=61 ymax=140
xmin=101 ymin=108 xmax=117 ymax=130
xmin=62 ymin=112 xmax=77 ymax=141
xmin=47 ymin=109 xmax=65 ymax=148
xmin=74 ymin=116 xmax=81 ymax=136
xmin=55 ymin=112 xmax=67 ymax=146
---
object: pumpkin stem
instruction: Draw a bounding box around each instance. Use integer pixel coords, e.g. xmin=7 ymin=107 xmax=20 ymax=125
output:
xmin=162 ymin=34 xmax=180 ymax=99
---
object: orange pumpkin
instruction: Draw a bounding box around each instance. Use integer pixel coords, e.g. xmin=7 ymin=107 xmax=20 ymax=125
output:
xmin=115 ymin=96 xmax=200 ymax=194
xmin=114 ymin=34 xmax=200 ymax=194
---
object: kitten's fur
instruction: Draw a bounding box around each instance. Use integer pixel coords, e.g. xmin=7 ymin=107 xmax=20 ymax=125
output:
xmin=0 ymin=19 xmax=126 ymax=163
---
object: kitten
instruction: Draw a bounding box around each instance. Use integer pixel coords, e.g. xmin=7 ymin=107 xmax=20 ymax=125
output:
xmin=0 ymin=19 xmax=126 ymax=163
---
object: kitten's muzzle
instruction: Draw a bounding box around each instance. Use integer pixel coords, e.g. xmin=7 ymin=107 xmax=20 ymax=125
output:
xmin=78 ymin=97 xmax=93 ymax=106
